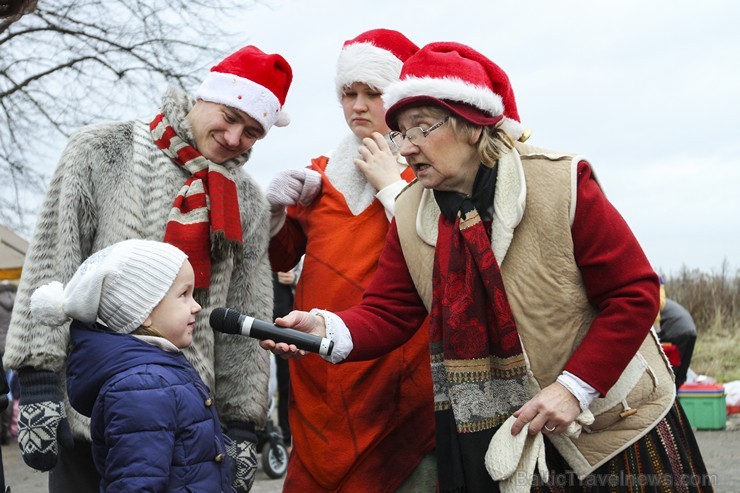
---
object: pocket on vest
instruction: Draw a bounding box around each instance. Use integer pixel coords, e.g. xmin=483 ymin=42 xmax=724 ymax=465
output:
xmin=586 ymin=351 xmax=657 ymax=431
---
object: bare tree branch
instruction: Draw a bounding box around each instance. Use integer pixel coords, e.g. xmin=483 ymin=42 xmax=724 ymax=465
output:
xmin=0 ymin=0 xmax=253 ymax=236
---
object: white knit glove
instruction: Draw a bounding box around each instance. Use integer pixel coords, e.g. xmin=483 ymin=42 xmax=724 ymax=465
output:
xmin=265 ymin=168 xmax=322 ymax=211
xmin=485 ymin=418 xmax=547 ymax=493
xmin=485 ymin=410 xmax=594 ymax=492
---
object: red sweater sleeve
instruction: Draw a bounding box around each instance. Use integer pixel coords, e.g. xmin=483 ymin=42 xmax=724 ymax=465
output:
xmin=337 ymin=221 xmax=428 ymax=361
xmin=336 ymin=162 xmax=659 ymax=392
xmin=564 ymin=161 xmax=660 ymax=395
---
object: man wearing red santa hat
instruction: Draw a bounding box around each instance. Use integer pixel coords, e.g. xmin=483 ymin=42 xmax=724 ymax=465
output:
xmin=4 ymin=44 xmax=292 ymax=493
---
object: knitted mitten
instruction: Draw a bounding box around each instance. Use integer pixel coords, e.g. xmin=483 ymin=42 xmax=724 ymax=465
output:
xmin=485 ymin=417 xmax=547 ymax=493
xmin=485 ymin=410 xmax=595 ymax=492
xmin=225 ymin=422 xmax=258 ymax=492
xmin=17 ymin=369 xmax=74 ymax=471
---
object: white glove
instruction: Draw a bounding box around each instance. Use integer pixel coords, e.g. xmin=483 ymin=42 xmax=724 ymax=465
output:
xmin=266 ymin=168 xmax=322 ymax=210
xmin=485 ymin=418 xmax=548 ymax=493
xmin=485 ymin=410 xmax=594 ymax=492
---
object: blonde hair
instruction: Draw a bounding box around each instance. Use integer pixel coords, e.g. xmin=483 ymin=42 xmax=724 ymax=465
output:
xmin=408 ymin=104 xmax=514 ymax=168
xmin=131 ymin=326 xmax=166 ymax=339
xmin=448 ymin=116 xmax=514 ymax=168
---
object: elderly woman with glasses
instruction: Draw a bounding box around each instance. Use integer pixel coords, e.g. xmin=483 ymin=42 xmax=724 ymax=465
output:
xmin=263 ymin=42 xmax=711 ymax=492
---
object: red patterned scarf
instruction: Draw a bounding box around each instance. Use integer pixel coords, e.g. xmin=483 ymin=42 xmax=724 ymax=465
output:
xmin=430 ymin=166 xmax=530 ymax=491
xmin=150 ymin=112 xmax=243 ymax=289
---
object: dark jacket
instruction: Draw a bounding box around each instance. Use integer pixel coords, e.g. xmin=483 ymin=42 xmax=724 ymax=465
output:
xmin=0 ymin=284 xmax=16 ymax=356
xmin=67 ymin=322 xmax=232 ymax=492
xmin=272 ymin=272 xmax=294 ymax=319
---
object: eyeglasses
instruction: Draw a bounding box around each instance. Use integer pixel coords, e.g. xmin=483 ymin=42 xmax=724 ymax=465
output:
xmin=388 ymin=116 xmax=449 ymax=148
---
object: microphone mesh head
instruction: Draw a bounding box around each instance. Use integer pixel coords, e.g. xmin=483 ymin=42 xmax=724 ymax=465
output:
xmin=209 ymin=307 xmax=241 ymax=335
xmin=223 ymin=308 xmax=242 ymax=334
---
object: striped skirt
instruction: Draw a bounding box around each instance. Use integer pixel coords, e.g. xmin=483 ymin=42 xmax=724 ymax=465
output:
xmin=533 ymin=400 xmax=714 ymax=492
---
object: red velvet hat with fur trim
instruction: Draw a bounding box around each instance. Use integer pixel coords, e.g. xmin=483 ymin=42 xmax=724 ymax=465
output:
xmin=383 ymin=42 xmax=527 ymax=141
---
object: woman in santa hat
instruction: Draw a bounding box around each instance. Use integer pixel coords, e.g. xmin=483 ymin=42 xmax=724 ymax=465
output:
xmin=264 ymin=42 xmax=712 ymax=492
xmin=266 ymin=29 xmax=437 ymax=492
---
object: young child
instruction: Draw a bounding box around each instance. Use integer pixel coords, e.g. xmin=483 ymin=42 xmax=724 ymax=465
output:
xmin=28 ymin=239 xmax=234 ymax=492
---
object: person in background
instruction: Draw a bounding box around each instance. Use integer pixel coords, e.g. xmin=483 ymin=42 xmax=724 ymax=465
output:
xmin=0 ymin=283 xmax=16 ymax=445
xmin=264 ymin=41 xmax=712 ymax=492
xmin=658 ymin=298 xmax=698 ymax=389
xmin=30 ymin=239 xmax=235 ymax=492
xmin=266 ymin=29 xmax=436 ymax=492
xmin=3 ymin=45 xmax=293 ymax=493
xmin=271 ymin=261 xmax=302 ymax=447
xmin=654 ymin=279 xmax=698 ymax=389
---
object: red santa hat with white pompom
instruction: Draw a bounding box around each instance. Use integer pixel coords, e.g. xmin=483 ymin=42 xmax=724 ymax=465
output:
xmin=196 ymin=45 xmax=293 ymax=133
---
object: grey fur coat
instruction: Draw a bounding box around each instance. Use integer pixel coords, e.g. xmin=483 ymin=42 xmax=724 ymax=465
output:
xmin=3 ymin=87 xmax=273 ymax=440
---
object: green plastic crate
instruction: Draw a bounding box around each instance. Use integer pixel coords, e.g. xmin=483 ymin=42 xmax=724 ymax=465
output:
xmin=678 ymin=394 xmax=727 ymax=430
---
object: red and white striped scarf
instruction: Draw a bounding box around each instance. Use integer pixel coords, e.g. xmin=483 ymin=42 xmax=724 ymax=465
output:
xmin=150 ymin=112 xmax=243 ymax=289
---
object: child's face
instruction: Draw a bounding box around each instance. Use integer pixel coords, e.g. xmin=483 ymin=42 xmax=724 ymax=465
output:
xmin=143 ymin=260 xmax=201 ymax=348
xmin=341 ymin=82 xmax=390 ymax=140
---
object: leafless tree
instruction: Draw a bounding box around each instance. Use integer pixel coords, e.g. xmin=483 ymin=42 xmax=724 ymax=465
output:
xmin=0 ymin=0 xmax=36 ymax=20
xmin=1 ymin=0 xmax=259 ymax=236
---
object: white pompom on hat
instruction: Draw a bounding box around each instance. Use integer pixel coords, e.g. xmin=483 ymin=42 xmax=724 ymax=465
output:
xmin=195 ymin=45 xmax=293 ymax=133
xmin=30 ymin=239 xmax=187 ymax=333
xmin=335 ymin=28 xmax=419 ymax=100
xmin=383 ymin=41 xmax=529 ymax=142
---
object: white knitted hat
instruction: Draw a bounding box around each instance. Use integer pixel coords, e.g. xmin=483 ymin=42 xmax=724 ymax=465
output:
xmin=30 ymin=239 xmax=187 ymax=333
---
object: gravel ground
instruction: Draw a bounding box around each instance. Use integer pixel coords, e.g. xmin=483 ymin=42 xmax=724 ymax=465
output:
xmin=3 ymin=414 xmax=738 ymax=492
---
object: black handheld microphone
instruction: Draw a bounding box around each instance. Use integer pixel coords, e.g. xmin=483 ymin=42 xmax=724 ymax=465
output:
xmin=209 ymin=307 xmax=334 ymax=357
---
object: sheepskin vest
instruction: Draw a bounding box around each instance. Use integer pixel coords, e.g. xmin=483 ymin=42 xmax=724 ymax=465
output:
xmin=394 ymin=142 xmax=676 ymax=478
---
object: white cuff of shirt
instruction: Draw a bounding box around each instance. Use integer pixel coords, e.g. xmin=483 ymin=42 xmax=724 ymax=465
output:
xmin=375 ymin=180 xmax=407 ymax=221
xmin=309 ymin=309 xmax=354 ymax=364
xmin=556 ymin=371 xmax=600 ymax=411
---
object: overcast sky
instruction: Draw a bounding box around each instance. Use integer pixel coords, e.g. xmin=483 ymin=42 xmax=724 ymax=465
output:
xmin=18 ymin=1 xmax=735 ymax=276
xmin=216 ymin=0 xmax=738 ymax=276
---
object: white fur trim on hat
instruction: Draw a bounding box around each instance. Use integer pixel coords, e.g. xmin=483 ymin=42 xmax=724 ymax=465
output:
xmin=383 ymin=76 xmax=524 ymax=140
xmin=196 ymin=71 xmax=290 ymax=132
xmin=383 ymin=76 xmax=504 ymax=118
xmin=335 ymin=42 xmax=404 ymax=99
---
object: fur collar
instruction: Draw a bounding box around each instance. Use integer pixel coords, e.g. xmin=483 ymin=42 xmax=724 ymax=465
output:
xmin=415 ymin=147 xmax=526 ymax=264
xmin=324 ymin=133 xmax=404 ymax=216
xmin=159 ymin=86 xmax=251 ymax=171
